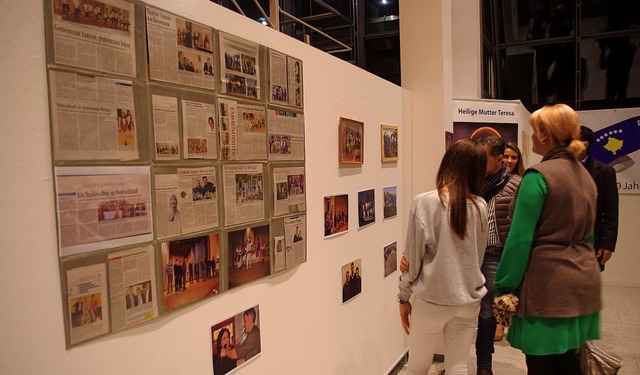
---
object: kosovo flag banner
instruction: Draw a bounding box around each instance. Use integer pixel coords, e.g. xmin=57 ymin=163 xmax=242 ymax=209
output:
xmin=591 ymin=116 xmax=640 ymax=164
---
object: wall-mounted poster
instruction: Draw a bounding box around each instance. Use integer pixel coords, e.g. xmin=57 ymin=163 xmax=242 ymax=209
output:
xmin=228 ymin=224 xmax=271 ymax=289
xmin=452 ymin=100 xmax=519 ymax=144
xmin=108 ymin=245 xmax=158 ymax=331
xmin=54 ymin=166 xmax=153 ymax=257
xmin=219 ymin=32 xmax=260 ymax=100
xmin=211 ymin=305 xmax=262 ymax=375
xmin=381 ymin=124 xmax=398 ymax=162
xmin=383 ymin=185 xmax=397 ymax=219
xmin=383 ymin=242 xmax=398 ymax=278
xmin=339 ymin=117 xmax=364 ymax=164
xmin=146 ymin=6 xmax=215 ymax=89
xmin=324 ymin=193 xmax=349 ymax=237
xmin=357 ymin=189 xmax=376 ymax=228
xmin=50 ymin=0 xmax=137 ymax=77
xmin=161 ymin=233 xmax=221 ymax=313
xmin=66 ymin=263 xmax=109 ymax=346
xmin=49 ymin=70 xmax=139 ymax=161
xmin=341 ymin=258 xmax=362 ymax=304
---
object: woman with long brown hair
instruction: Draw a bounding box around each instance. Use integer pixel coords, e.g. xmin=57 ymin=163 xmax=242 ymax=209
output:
xmin=398 ymin=139 xmax=489 ymax=374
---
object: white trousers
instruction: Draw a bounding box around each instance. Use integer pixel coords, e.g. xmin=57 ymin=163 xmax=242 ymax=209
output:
xmin=406 ymin=297 xmax=480 ymax=375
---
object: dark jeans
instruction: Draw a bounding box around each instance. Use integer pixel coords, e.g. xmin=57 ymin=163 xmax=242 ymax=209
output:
xmin=525 ymin=349 xmax=582 ymax=375
xmin=475 ymin=251 xmax=501 ymax=368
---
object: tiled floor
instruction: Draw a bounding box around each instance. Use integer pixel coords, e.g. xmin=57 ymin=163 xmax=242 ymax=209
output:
xmin=393 ymin=285 xmax=640 ymax=374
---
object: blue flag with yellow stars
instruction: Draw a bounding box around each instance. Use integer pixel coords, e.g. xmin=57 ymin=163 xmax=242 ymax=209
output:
xmin=591 ymin=116 xmax=640 ymax=164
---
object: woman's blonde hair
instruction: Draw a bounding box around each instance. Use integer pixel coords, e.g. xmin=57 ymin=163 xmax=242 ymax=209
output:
xmin=529 ymin=103 xmax=585 ymax=158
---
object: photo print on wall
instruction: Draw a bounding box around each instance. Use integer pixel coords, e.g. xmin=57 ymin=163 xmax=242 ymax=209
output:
xmin=341 ymin=258 xmax=362 ymax=304
xmin=324 ymin=193 xmax=349 ymax=237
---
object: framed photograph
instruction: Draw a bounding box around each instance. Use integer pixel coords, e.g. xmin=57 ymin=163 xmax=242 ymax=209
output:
xmin=339 ymin=117 xmax=364 ymax=164
xmin=381 ymin=124 xmax=398 ymax=162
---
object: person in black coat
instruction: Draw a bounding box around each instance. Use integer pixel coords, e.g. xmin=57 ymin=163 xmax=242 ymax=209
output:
xmin=579 ymin=126 xmax=619 ymax=270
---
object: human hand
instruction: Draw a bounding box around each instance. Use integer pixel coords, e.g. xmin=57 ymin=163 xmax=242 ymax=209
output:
xmin=400 ymin=254 xmax=410 ymax=273
xmin=399 ymin=302 xmax=412 ymax=335
xmin=597 ymin=249 xmax=612 ymax=265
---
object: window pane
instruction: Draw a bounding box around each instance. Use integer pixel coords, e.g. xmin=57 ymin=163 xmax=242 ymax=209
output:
xmin=581 ymin=0 xmax=640 ymax=36
xmin=365 ymin=36 xmax=400 ymax=85
xmin=581 ymin=35 xmax=640 ymax=101
xmin=500 ymin=43 xmax=577 ymax=107
xmin=498 ymin=0 xmax=575 ymax=43
xmin=365 ymin=0 xmax=399 ymax=34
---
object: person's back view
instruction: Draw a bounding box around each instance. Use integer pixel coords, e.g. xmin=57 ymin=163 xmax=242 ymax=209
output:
xmin=398 ymin=139 xmax=488 ymax=375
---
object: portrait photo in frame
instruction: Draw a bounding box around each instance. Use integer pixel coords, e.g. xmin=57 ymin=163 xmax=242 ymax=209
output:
xmin=339 ymin=117 xmax=364 ymax=164
xmin=380 ymin=124 xmax=398 ymax=162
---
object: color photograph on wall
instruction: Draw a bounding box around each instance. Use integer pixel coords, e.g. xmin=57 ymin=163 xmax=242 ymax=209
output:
xmin=341 ymin=258 xmax=362 ymax=304
xmin=211 ymin=304 xmax=261 ymax=375
xmin=383 ymin=242 xmax=398 ymax=278
xmin=228 ymin=224 xmax=271 ymax=289
xmin=383 ymin=185 xmax=397 ymax=219
xmin=357 ymin=188 xmax=376 ymax=228
xmin=324 ymin=193 xmax=349 ymax=237
xmin=160 ymin=233 xmax=221 ymax=313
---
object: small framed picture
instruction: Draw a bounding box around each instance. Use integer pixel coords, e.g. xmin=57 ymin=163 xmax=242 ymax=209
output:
xmin=339 ymin=117 xmax=364 ymax=164
xmin=381 ymin=124 xmax=398 ymax=162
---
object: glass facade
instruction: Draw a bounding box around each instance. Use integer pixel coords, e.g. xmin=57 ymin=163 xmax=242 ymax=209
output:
xmin=483 ymin=0 xmax=640 ymax=111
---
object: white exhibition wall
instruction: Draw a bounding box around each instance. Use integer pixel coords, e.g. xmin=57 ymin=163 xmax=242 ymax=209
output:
xmin=0 ymin=0 xmax=411 ymax=374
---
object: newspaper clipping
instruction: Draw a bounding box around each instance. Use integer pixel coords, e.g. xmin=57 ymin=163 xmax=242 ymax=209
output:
xmin=274 ymin=235 xmax=286 ymax=273
xmin=218 ymin=99 xmax=267 ymax=160
xmin=177 ymin=167 xmax=220 ymax=234
xmin=223 ymin=164 xmax=265 ymax=226
xmin=152 ymin=94 xmax=180 ymax=160
xmin=55 ymin=166 xmax=153 ymax=257
xmin=155 ymin=174 xmax=181 ymax=239
xmin=146 ymin=6 xmax=215 ymax=89
xmin=267 ymin=109 xmax=305 ymax=161
xmin=49 ymin=70 xmax=138 ymax=161
xmin=219 ymin=32 xmax=260 ymax=99
xmin=66 ymin=263 xmax=109 ymax=346
xmin=284 ymin=215 xmax=306 ymax=268
xmin=287 ymin=56 xmax=303 ymax=108
xmin=51 ymin=0 xmax=136 ymax=77
xmin=272 ymin=166 xmax=306 ymax=217
xmin=268 ymin=49 xmax=289 ymax=106
xmin=108 ymin=245 xmax=158 ymax=331
xmin=182 ymin=100 xmax=217 ymax=159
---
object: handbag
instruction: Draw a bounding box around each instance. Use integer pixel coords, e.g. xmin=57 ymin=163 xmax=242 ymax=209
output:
xmin=492 ymin=293 xmax=519 ymax=327
xmin=580 ymin=340 xmax=623 ymax=374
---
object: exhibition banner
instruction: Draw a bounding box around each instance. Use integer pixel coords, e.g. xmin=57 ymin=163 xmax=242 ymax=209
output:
xmin=579 ymin=108 xmax=640 ymax=194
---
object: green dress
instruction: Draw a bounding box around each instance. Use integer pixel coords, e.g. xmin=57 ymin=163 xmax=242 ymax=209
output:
xmin=494 ymin=171 xmax=600 ymax=356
